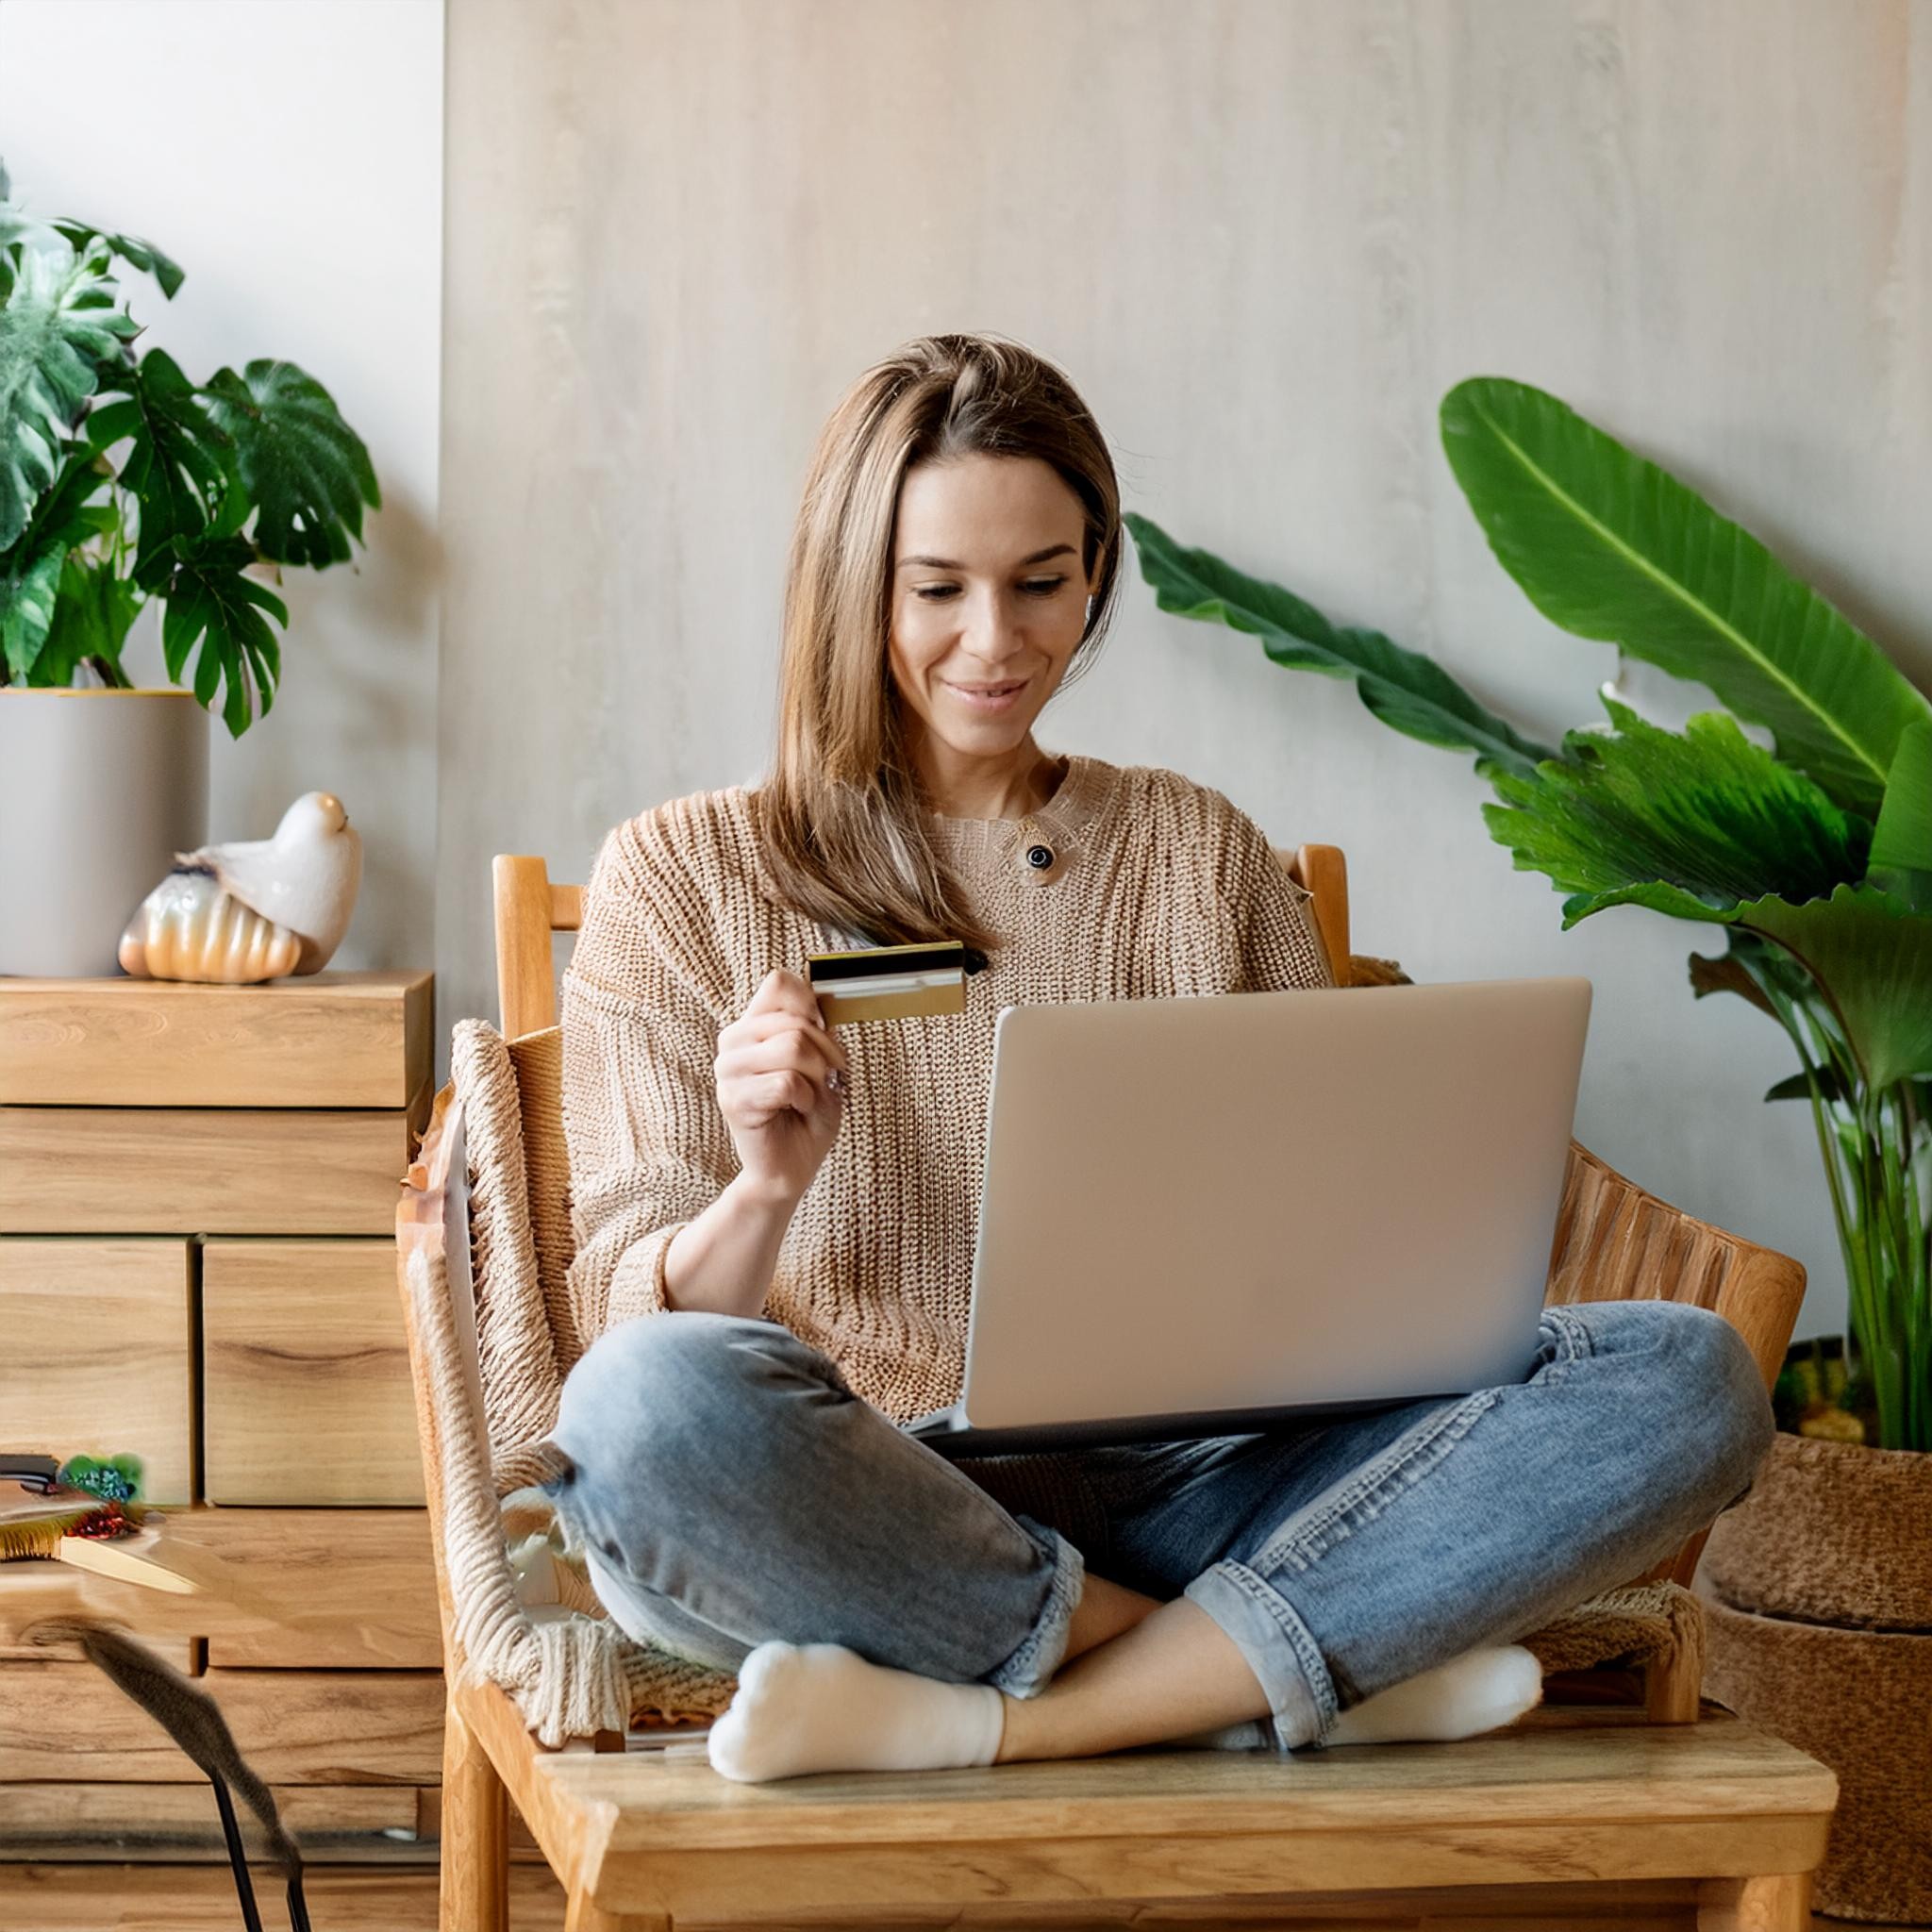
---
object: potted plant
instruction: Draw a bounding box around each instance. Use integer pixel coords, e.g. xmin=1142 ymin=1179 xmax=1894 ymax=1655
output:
xmin=0 ymin=158 xmax=379 ymax=975
xmin=1126 ymin=376 xmax=1929 ymax=1923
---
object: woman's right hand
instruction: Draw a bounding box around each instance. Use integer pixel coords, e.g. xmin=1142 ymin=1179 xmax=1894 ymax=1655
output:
xmin=713 ymin=968 xmax=850 ymax=1204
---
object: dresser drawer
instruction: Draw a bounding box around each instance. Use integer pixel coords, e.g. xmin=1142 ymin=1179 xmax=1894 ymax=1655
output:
xmin=0 ymin=1661 xmax=444 ymax=1783
xmin=0 ymin=1099 xmax=426 ymax=1236
xmin=0 ymin=1239 xmax=194 ymax=1505
xmin=0 ymin=1507 xmax=440 ymax=1671
xmin=0 ymin=971 xmax=433 ymax=1108
xmin=202 ymin=1241 xmax=425 ymax=1505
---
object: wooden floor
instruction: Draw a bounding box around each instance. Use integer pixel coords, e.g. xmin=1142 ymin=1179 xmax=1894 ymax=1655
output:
xmin=0 ymin=1865 xmax=1916 ymax=1931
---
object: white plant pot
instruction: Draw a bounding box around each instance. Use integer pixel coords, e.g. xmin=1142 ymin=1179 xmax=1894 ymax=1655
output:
xmin=0 ymin=688 xmax=210 ymax=977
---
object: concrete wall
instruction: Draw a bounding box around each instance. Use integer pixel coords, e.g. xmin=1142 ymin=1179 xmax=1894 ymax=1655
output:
xmin=441 ymin=0 xmax=1929 ymax=1341
xmin=12 ymin=0 xmax=1929 ymax=1342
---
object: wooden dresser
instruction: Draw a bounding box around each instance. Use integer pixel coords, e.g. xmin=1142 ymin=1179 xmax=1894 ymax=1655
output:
xmin=0 ymin=970 xmax=448 ymax=1860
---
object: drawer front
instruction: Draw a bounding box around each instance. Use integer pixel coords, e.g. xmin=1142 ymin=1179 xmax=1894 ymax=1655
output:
xmin=203 ymin=1241 xmax=425 ymax=1505
xmin=0 ymin=1661 xmax=444 ymax=1783
xmin=0 ymin=1100 xmax=425 ymax=1235
xmin=193 ymin=1506 xmax=441 ymax=1668
xmin=0 ymin=1508 xmax=440 ymax=1672
xmin=0 ymin=972 xmax=433 ymax=1108
xmin=0 ymin=1238 xmax=194 ymax=1505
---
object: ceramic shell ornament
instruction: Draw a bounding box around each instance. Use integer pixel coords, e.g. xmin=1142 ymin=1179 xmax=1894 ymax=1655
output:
xmin=118 ymin=792 xmax=363 ymax=983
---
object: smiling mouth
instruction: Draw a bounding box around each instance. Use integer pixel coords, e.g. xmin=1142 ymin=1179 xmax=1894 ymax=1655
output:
xmin=947 ymin=678 xmax=1029 ymax=695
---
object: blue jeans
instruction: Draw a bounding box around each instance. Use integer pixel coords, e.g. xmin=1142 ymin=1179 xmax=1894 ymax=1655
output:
xmin=544 ymin=1297 xmax=1774 ymax=1754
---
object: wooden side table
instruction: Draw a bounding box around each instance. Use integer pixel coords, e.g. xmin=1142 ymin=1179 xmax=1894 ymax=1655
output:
xmin=0 ymin=970 xmax=449 ymax=1857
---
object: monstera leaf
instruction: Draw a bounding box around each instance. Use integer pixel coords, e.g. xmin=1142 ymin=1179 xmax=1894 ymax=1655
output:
xmin=1479 ymin=695 xmax=1873 ymax=925
xmin=0 ymin=441 xmax=115 ymax=677
xmin=200 ymin=359 xmax=379 ymax=570
xmin=86 ymin=346 xmax=241 ymax=588
xmin=1441 ymin=377 xmax=1930 ymax=818
xmin=157 ymin=531 xmax=289 ymax=737
xmin=1124 ymin=509 xmax=1557 ymax=779
xmin=0 ymin=228 xmax=141 ymax=553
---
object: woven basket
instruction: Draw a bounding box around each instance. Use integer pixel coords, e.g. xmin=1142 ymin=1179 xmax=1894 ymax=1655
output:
xmin=1698 ymin=1430 xmax=1932 ymax=1924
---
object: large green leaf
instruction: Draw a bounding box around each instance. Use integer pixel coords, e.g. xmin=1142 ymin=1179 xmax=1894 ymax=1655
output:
xmin=157 ymin=532 xmax=290 ymax=738
xmin=1479 ymin=694 xmax=1871 ymax=926
xmin=86 ymin=347 xmax=235 ymax=587
xmin=1738 ymin=885 xmax=1932 ymax=1089
xmin=1124 ymin=510 xmax=1558 ymax=779
xmin=199 ymin=359 xmax=379 ymax=570
xmin=1867 ymin=717 xmax=1932 ymax=912
xmin=1441 ymin=376 xmax=1929 ymax=817
xmin=0 ymin=230 xmax=141 ymax=552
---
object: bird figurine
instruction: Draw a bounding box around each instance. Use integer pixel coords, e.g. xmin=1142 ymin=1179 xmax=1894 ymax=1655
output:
xmin=118 ymin=791 xmax=363 ymax=983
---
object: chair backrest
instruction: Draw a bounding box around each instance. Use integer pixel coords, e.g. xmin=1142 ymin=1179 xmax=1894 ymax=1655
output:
xmin=482 ymin=838 xmax=1806 ymax=1593
xmin=492 ymin=843 xmax=1354 ymax=1041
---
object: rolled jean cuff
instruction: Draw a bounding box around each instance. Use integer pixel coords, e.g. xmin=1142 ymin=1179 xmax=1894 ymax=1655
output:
xmin=981 ymin=1515 xmax=1086 ymax=1699
xmin=1184 ymin=1557 xmax=1334 ymax=1754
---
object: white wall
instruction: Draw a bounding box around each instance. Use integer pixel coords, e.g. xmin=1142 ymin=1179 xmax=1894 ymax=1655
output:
xmin=0 ymin=0 xmax=444 ymax=979
xmin=9 ymin=0 xmax=1925 ymax=1345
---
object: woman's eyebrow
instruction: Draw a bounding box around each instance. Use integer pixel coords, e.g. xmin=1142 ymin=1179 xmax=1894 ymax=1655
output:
xmin=896 ymin=543 xmax=1076 ymax=571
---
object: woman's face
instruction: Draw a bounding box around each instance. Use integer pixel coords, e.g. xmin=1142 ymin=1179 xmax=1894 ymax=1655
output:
xmin=887 ymin=453 xmax=1100 ymax=774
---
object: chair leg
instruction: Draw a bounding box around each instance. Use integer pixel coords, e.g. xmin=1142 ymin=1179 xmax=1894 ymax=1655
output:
xmin=564 ymin=1891 xmax=668 ymax=1931
xmin=441 ymin=1701 xmax=509 ymax=1932
xmin=1695 ymin=1871 xmax=1812 ymax=1931
xmin=1645 ymin=1592 xmax=1708 ymax=1723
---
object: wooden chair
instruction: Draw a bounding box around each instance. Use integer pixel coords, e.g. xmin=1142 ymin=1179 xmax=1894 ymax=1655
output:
xmin=392 ymin=842 xmax=1837 ymax=1932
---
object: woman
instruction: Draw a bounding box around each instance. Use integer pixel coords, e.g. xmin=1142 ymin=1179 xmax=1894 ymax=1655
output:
xmin=549 ymin=332 xmax=1774 ymax=1785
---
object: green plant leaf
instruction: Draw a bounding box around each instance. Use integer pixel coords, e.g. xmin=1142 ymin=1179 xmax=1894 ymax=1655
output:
xmin=0 ymin=538 xmax=63 ymax=679
xmin=0 ymin=230 xmax=142 ymax=552
xmin=44 ymin=221 xmax=184 ymax=302
xmin=157 ymin=532 xmax=291 ymax=738
xmin=86 ymin=347 xmax=234 ymax=590
xmin=40 ymin=553 xmax=142 ymax=685
xmin=1479 ymin=694 xmax=1872 ymax=926
xmin=1736 ymin=883 xmax=1932 ymax=1089
xmin=1866 ymin=717 xmax=1932 ymax=912
xmin=199 ymin=358 xmax=379 ymax=570
xmin=1124 ymin=510 xmax=1558 ymax=778
xmin=1441 ymin=376 xmax=1930 ymax=817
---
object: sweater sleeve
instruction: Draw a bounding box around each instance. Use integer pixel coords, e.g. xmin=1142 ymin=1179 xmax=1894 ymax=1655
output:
xmin=559 ymin=817 xmax=746 ymax=1341
xmin=1208 ymin=794 xmax=1338 ymax=993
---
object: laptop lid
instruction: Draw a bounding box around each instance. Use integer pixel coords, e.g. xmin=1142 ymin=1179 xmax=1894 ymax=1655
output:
xmin=954 ymin=976 xmax=1592 ymax=1443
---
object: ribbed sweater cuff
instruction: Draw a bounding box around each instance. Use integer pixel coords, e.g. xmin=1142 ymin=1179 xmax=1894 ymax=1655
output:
xmin=608 ymin=1223 xmax=684 ymax=1324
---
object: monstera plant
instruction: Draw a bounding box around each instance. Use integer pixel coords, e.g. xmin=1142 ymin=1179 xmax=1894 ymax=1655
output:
xmin=1127 ymin=377 xmax=1931 ymax=1457
xmin=0 ymin=156 xmax=378 ymax=728
xmin=0 ymin=156 xmax=382 ymax=976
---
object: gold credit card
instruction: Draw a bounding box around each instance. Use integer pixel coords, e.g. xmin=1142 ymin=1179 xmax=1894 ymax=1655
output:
xmin=808 ymin=939 xmax=967 ymax=1024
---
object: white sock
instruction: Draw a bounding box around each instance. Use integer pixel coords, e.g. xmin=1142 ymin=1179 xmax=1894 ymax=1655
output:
xmin=1323 ymin=1643 xmax=1543 ymax=1745
xmin=706 ymin=1641 xmax=1008 ymax=1784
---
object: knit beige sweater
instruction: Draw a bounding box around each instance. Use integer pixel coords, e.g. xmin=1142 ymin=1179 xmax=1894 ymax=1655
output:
xmin=559 ymin=751 xmax=1336 ymax=1422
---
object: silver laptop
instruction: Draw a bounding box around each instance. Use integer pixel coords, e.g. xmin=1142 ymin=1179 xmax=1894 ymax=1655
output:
xmin=902 ymin=976 xmax=1592 ymax=1457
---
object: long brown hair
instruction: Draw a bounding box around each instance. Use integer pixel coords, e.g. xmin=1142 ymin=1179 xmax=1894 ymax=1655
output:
xmin=750 ymin=333 xmax=1124 ymax=957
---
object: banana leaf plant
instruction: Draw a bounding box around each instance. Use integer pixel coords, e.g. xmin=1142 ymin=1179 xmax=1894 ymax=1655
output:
xmin=1125 ymin=376 xmax=1932 ymax=1453
xmin=0 ymin=158 xmax=378 ymax=735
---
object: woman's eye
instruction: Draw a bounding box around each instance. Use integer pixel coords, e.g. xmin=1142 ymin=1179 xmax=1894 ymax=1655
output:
xmin=913 ymin=577 xmax=1067 ymax=603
